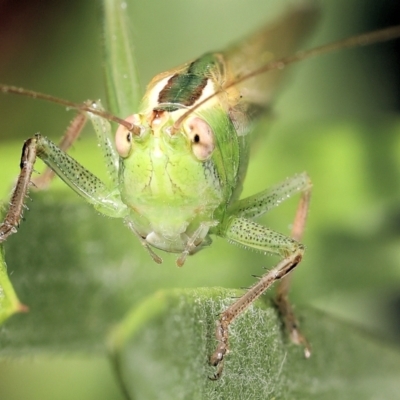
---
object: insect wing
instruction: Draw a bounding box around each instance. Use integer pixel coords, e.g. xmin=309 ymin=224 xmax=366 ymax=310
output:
xmin=222 ymin=4 xmax=319 ymax=136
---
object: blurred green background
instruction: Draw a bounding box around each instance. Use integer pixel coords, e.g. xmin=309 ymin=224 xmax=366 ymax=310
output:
xmin=0 ymin=0 xmax=399 ymax=398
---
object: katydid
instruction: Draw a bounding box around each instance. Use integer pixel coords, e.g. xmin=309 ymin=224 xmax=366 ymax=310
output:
xmin=1 ymin=2 xmax=400 ymax=380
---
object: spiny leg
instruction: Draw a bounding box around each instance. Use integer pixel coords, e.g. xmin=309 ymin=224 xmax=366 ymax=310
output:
xmin=0 ymin=139 xmax=37 ymax=242
xmin=210 ymin=221 xmax=304 ymax=379
xmin=33 ymin=100 xmax=120 ymax=191
xmin=0 ymin=134 xmax=128 ymax=243
xmin=86 ymin=101 xmax=121 ymax=187
xmin=275 ymin=186 xmax=312 ymax=357
xmin=32 ymin=100 xmax=119 ymax=189
xmin=34 ymin=134 xmax=127 ymax=217
xmin=32 ymin=112 xmax=88 ymax=190
xmin=210 ymin=255 xmax=303 ymax=379
xmin=229 ymin=172 xmax=311 ymax=220
xmin=210 ymin=173 xmax=312 ymax=378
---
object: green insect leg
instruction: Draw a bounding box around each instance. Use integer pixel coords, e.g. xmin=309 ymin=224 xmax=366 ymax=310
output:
xmin=210 ymin=173 xmax=312 ymax=379
xmin=0 ymin=134 xmax=128 ymax=243
xmin=229 ymin=172 xmax=311 ymax=220
xmin=32 ymin=112 xmax=88 ymax=189
xmin=33 ymin=100 xmax=120 ymax=191
xmin=86 ymin=101 xmax=121 ymax=187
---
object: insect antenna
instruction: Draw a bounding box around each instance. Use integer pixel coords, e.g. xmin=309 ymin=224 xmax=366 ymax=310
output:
xmin=172 ymin=24 xmax=400 ymax=132
xmin=0 ymin=84 xmax=140 ymax=134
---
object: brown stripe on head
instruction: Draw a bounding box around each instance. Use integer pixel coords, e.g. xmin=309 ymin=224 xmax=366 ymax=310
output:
xmin=156 ymin=67 xmax=208 ymax=112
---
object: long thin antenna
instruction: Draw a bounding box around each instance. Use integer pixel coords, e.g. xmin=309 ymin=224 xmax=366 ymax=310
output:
xmin=0 ymin=84 xmax=139 ymax=133
xmin=173 ymin=25 xmax=400 ymax=131
xmin=2 ymin=25 xmax=400 ymax=134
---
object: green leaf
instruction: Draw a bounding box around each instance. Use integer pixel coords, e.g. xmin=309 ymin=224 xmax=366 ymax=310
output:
xmin=102 ymin=0 xmax=141 ymax=116
xmin=111 ymin=288 xmax=400 ymax=400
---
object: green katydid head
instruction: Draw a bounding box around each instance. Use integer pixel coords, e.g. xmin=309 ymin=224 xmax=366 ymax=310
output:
xmin=110 ymin=105 xmax=225 ymax=255
xmin=114 ymin=109 xmax=216 ymax=162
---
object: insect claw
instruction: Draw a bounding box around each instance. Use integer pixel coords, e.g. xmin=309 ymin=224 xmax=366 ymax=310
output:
xmin=208 ymin=359 xmax=224 ymax=381
xmin=304 ymin=345 xmax=312 ymax=359
xmin=291 ymin=329 xmax=312 ymax=358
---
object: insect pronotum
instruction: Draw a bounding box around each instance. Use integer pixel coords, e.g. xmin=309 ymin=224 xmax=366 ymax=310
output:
xmin=0 ymin=1 xmax=399 ymax=381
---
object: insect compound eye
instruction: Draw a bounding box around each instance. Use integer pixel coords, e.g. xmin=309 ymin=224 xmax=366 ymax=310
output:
xmin=115 ymin=114 xmax=140 ymax=158
xmin=115 ymin=125 xmax=133 ymax=158
xmin=185 ymin=117 xmax=215 ymax=161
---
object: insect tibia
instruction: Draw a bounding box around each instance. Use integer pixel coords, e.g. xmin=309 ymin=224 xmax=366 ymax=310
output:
xmin=210 ymin=248 xmax=303 ymax=378
xmin=0 ymin=138 xmax=37 ymax=243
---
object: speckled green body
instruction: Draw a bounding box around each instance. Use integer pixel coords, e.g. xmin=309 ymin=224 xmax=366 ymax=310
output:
xmin=114 ymin=53 xmax=251 ymax=253
xmin=120 ymin=108 xmax=243 ymax=252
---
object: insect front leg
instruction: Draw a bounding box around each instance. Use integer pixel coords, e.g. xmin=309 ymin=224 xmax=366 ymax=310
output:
xmin=34 ymin=100 xmax=121 ymax=190
xmin=0 ymin=134 xmax=128 ymax=243
xmin=210 ymin=173 xmax=312 ymax=379
xmin=0 ymin=138 xmax=37 ymax=242
xmin=32 ymin=112 xmax=88 ymax=190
